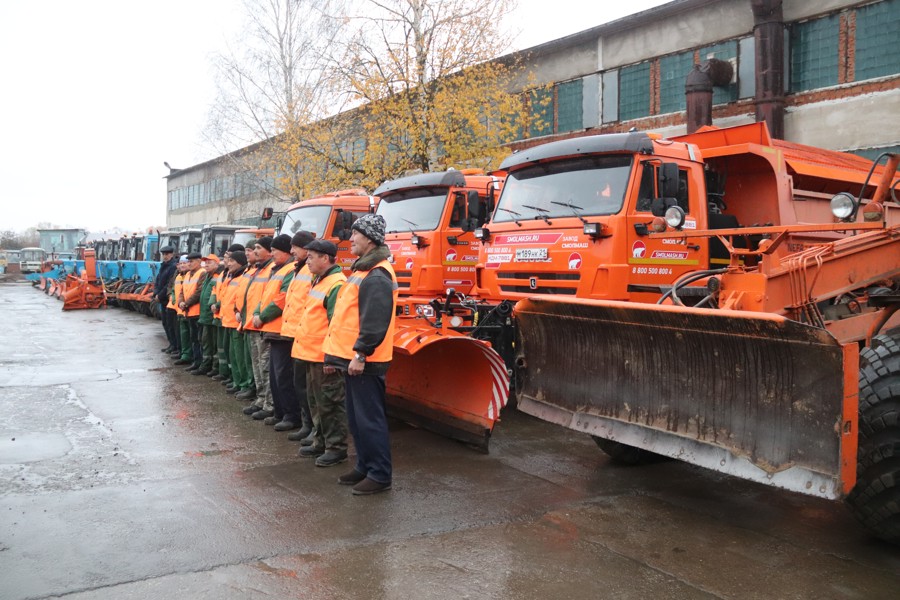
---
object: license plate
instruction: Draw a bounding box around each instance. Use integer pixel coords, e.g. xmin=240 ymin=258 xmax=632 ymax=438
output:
xmin=515 ymin=247 xmax=548 ymax=261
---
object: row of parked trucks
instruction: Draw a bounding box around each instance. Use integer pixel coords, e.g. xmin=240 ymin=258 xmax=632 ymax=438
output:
xmin=33 ymin=120 xmax=900 ymax=544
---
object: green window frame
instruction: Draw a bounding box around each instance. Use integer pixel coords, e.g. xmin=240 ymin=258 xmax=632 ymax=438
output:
xmin=790 ymin=14 xmax=839 ymax=92
xmin=619 ymin=62 xmax=651 ymax=121
xmin=529 ymin=87 xmax=554 ymax=138
xmin=854 ymin=0 xmax=900 ymax=82
xmin=659 ymin=51 xmax=694 ymax=114
xmin=556 ymin=79 xmax=583 ymax=133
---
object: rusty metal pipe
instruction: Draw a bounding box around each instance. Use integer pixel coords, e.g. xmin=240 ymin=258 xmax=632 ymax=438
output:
xmin=752 ymin=0 xmax=785 ymax=139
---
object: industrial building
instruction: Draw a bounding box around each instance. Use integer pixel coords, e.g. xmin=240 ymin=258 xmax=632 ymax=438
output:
xmin=165 ymin=0 xmax=899 ymax=228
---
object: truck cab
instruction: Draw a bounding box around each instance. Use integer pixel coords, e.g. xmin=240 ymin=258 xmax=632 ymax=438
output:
xmin=200 ymin=225 xmax=246 ymax=257
xmin=278 ymin=189 xmax=376 ymax=272
xmin=474 ymin=132 xmax=710 ymax=304
xmin=374 ymin=169 xmax=501 ymax=307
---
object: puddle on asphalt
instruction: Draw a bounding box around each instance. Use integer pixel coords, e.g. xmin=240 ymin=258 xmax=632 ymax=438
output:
xmin=0 ymin=432 xmax=72 ymax=464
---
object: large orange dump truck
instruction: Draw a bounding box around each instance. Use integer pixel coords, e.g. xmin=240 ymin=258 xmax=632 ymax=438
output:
xmin=495 ymin=123 xmax=900 ymax=542
xmin=389 ymin=122 xmax=899 ymax=504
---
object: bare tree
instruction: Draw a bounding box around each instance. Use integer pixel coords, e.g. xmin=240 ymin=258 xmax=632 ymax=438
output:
xmin=305 ymin=0 xmax=527 ymax=188
xmin=208 ymin=0 xmax=535 ymax=200
xmin=205 ymin=0 xmax=343 ymax=203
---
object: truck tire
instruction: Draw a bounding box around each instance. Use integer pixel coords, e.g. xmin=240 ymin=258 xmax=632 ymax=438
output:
xmin=848 ymin=332 xmax=900 ymax=544
xmin=592 ymin=437 xmax=654 ymax=465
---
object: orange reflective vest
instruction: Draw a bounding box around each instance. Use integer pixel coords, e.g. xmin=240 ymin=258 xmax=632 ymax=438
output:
xmin=323 ymin=259 xmax=398 ymax=362
xmin=180 ymin=268 xmax=204 ymax=318
xmin=257 ymin=260 xmax=295 ymax=334
xmin=210 ymin=270 xmax=225 ymax=323
xmin=294 ymin=269 xmax=346 ymax=362
xmin=280 ymin=264 xmax=313 ymax=339
xmin=233 ymin=267 xmax=256 ymax=330
xmin=243 ymin=260 xmax=274 ymax=332
xmin=219 ymin=272 xmax=240 ymax=329
xmin=171 ymin=273 xmax=185 ymax=316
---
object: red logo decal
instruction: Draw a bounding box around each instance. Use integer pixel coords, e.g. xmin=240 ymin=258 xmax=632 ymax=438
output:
xmin=445 ymin=248 xmax=458 ymax=262
xmin=405 ymin=258 xmax=414 ymax=270
xmin=567 ymin=252 xmax=582 ymax=269
xmin=631 ymin=240 xmax=647 ymax=258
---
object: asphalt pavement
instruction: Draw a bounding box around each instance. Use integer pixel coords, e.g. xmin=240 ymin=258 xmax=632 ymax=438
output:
xmin=1 ymin=281 xmax=899 ymax=599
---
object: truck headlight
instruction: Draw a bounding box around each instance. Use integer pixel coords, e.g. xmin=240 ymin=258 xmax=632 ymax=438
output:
xmin=664 ymin=206 xmax=686 ymax=229
xmin=830 ymin=192 xmax=855 ymax=220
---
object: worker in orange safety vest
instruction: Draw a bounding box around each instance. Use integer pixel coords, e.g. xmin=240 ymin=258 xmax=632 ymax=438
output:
xmin=323 ymin=213 xmax=397 ymax=495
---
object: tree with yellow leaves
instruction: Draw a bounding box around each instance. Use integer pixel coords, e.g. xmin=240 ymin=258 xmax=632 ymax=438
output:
xmin=279 ymin=0 xmax=541 ymax=196
xmin=210 ymin=0 xmax=543 ymax=203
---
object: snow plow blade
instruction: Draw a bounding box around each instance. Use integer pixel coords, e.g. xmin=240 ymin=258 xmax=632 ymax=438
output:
xmin=386 ymin=324 xmax=510 ymax=451
xmin=514 ymin=297 xmax=858 ymax=500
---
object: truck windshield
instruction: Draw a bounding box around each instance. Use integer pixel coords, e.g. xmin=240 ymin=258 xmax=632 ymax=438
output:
xmin=232 ymin=232 xmax=258 ymax=248
xmin=494 ymin=155 xmax=633 ymax=222
xmin=281 ymin=205 xmax=332 ymax=238
xmin=180 ymin=233 xmax=201 ymax=255
xmin=377 ymin=189 xmax=447 ymax=233
xmin=201 ymin=230 xmax=235 ymax=256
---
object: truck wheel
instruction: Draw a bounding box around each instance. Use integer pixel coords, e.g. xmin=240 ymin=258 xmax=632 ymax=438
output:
xmin=847 ymin=332 xmax=900 ymax=544
xmin=592 ymin=437 xmax=654 ymax=465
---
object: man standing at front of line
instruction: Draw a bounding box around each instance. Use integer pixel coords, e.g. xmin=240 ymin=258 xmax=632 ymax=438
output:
xmin=155 ymin=245 xmax=178 ymax=353
xmin=323 ymin=214 xmax=398 ymax=495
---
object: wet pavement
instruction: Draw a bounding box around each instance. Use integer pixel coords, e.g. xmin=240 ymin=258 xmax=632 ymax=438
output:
xmin=1 ymin=281 xmax=899 ymax=600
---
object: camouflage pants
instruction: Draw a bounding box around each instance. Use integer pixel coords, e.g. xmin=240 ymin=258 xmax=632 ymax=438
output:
xmin=306 ymin=361 xmax=347 ymax=452
xmin=248 ymin=332 xmax=272 ymax=412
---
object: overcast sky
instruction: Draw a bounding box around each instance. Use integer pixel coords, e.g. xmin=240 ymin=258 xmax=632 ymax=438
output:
xmin=0 ymin=0 xmax=669 ymax=234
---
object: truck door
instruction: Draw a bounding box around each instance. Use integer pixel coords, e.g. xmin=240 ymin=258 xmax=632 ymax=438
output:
xmin=440 ymin=189 xmax=487 ymax=295
xmin=626 ymin=161 xmax=705 ymax=298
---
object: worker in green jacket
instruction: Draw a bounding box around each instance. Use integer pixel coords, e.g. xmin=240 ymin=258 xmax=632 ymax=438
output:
xmin=195 ymin=254 xmax=221 ymax=376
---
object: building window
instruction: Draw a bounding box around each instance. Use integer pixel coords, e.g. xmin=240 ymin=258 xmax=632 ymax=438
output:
xmin=556 ymin=79 xmax=583 ymax=133
xmin=789 ymin=14 xmax=839 ymax=92
xmin=658 ymin=51 xmax=694 ymax=114
xmin=618 ymin=62 xmax=651 ymax=121
xmin=529 ymin=87 xmax=553 ymax=137
xmin=855 ymin=0 xmax=900 ymax=81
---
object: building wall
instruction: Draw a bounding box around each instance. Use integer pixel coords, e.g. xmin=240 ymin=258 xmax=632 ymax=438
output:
xmin=600 ymin=0 xmax=750 ymax=69
xmin=165 ymin=156 xmax=276 ymax=229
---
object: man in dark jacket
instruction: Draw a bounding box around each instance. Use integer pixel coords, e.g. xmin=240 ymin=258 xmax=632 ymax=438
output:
xmin=322 ymin=214 xmax=397 ymax=495
xmin=155 ymin=245 xmax=178 ymax=353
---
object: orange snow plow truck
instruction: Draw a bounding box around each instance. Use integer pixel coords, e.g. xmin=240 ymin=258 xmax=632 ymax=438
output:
xmin=486 ymin=122 xmax=900 ymax=543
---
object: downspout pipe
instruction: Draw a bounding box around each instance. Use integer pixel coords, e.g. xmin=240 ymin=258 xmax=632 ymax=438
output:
xmin=685 ymin=59 xmax=734 ymax=134
xmin=752 ymin=0 xmax=785 ymax=139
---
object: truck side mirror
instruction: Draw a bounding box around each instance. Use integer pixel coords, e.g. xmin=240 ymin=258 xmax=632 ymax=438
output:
xmin=337 ymin=210 xmax=355 ymax=240
xmin=261 ymin=207 xmax=274 ymax=221
xmin=658 ymin=163 xmax=679 ymax=199
xmin=465 ymin=190 xmax=483 ymax=232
